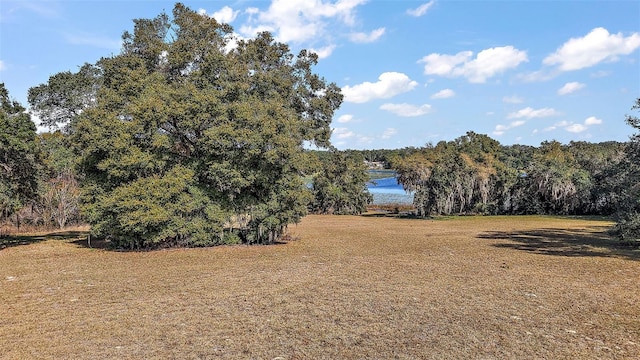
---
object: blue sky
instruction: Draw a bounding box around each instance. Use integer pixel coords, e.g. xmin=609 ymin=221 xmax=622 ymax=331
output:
xmin=1 ymin=0 xmax=639 ymax=149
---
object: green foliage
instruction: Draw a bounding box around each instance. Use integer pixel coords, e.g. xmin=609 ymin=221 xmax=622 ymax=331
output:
xmin=517 ymin=141 xmax=592 ymax=214
xmin=395 ymin=132 xmax=510 ymax=216
xmin=28 ymin=63 xmax=101 ymax=132
xmin=0 ymin=83 xmax=40 ymax=225
xmin=65 ymin=4 xmax=341 ymax=248
xmin=310 ymin=151 xmax=372 ymax=215
xmin=612 ymin=98 xmax=640 ymax=244
xmin=88 ymin=166 xmax=227 ymax=249
xmin=394 ymin=131 xmax=626 ymax=217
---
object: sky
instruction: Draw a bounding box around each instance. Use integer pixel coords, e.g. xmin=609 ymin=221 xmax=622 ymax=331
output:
xmin=1 ymin=0 xmax=639 ymax=150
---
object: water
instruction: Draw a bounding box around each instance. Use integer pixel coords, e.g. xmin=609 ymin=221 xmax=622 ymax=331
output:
xmin=367 ymin=173 xmax=414 ymax=205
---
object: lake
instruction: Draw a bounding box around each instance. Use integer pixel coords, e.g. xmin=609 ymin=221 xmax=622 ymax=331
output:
xmin=367 ymin=171 xmax=414 ymax=205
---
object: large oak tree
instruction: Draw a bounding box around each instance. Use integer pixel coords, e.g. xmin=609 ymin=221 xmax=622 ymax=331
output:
xmin=70 ymin=4 xmax=342 ymax=248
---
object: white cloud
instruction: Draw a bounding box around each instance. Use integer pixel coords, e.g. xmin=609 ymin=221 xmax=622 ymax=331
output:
xmin=240 ymin=0 xmax=368 ymax=44
xmin=545 ymin=120 xmax=570 ymax=132
xmin=546 ymin=117 xmax=603 ymax=133
xmin=331 ymin=128 xmax=375 ymax=148
xmin=407 ymin=1 xmax=436 ymax=17
xmin=309 ymin=44 xmax=336 ymax=59
xmin=502 ymin=95 xmax=524 ymax=104
xmin=419 ymin=46 xmax=528 ymax=83
xmin=349 ymin=27 xmax=385 ymax=43
xmin=431 ymin=89 xmax=455 ymax=99
xmin=516 ymin=69 xmax=558 ymax=83
xmin=199 ymin=6 xmax=240 ymax=24
xmin=565 ymin=123 xmax=588 ymax=133
xmin=420 ymin=51 xmax=471 ymax=76
xmin=336 ymin=114 xmax=353 ymax=123
xmin=382 ymin=128 xmax=398 ymax=139
xmin=558 ymin=81 xmax=586 ymax=95
xmin=493 ymin=120 xmax=525 ymax=136
xmin=65 ymin=32 xmax=121 ymax=50
xmin=507 ymin=107 xmax=559 ymax=119
xmin=380 ymin=103 xmax=432 ymax=117
xmin=543 ymin=27 xmax=640 ymax=71
xmin=342 ymin=72 xmax=418 ymax=103
xmin=332 ymin=127 xmax=354 ymax=139
xmin=0 ymin=60 xmax=5 ymax=71
xmin=356 ymin=135 xmax=375 ymax=145
xmin=246 ymin=7 xmax=260 ymax=15
xmin=584 ymin=116 xmax=603 ymax=125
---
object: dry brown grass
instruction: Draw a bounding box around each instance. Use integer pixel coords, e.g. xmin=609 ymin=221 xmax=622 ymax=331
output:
xmin=1 ymin=215 xmax=639 ymax=359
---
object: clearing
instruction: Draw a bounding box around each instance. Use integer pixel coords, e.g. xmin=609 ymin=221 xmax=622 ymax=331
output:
xmin=1 ymin=215 xmax=638 ymax=359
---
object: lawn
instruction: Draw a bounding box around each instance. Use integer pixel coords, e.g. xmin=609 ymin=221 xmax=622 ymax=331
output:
xmin=1 ymin=215 xmax=638 ymax=359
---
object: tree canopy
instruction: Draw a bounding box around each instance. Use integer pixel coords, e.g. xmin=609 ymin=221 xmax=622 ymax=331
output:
xmin=0 ymin=83 xmax=39 ymax=225
xmin=393 ymin=131 xmax=626 ymax=218
xmin=310 ymin=150 xmax=372 ymax=215
xmin=612 ymin=98 xmax=640 ymax=244
xmin=28 ymin=63 xmax=101 ymax=133
xmin=67 ymin=3 xmax=342 ymax=248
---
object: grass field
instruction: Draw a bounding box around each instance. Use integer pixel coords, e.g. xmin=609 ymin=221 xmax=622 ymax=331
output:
xmin=1 ymin=215 xmax=639 ymax=359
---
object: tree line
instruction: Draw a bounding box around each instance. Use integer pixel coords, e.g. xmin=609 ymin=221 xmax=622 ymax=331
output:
xmin=388 ymin=120 xmax=639 ymax=244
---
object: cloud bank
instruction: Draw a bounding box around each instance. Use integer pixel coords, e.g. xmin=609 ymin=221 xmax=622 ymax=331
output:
xmin=544 ymin=27 xmax=640 ymax=71
xmin=419 ymin=46 xmax=528 ymax=83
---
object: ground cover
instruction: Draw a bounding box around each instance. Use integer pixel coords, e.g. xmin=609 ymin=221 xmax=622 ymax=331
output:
xmin=1 ymin=215 xmax=638 ymax=359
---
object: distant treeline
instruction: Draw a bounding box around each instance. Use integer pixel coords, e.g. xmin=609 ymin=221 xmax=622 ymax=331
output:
xmin=308 ymin=147 xmax=421 ymax=169
xmin=317 ymin=125 xmax=639 ymax=245
xmin=323 ymin=134 xmax=626 ymax=217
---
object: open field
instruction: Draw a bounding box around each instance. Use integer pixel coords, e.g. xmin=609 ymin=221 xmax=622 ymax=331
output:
xmin=1 ymin=215 xmax=639 ymax=359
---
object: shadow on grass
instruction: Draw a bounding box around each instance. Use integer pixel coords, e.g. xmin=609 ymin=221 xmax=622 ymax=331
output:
xmin=69 ymin=236 xmax=291 ymax=251
xmin=477 ymin=226 xmax=640 ymax=261
xmin=0 ymin=230 xmax=90 ymax=250
xmin=362 ymin=211 xmax=424 ymax=219
xmin=70 ymin=236 xmax=113 ymax=250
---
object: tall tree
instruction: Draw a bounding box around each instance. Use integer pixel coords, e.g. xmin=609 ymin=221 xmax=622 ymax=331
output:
xmin=395 ymin=132 xmax=514 ymax=216
xmin=0 ymin=84 xmax=40 ymax=227
xmin=70 ymin=4 xmax=342 ymax=248
xmin=613 ymin=98 xmax=640 ymax=244
xmin=310 ymin=151 xmax=372 ymax=215
xmin=518 ymin=141 xmax=591 ymax=215
xmin=566 ymin=141 xmax=625 ymax=215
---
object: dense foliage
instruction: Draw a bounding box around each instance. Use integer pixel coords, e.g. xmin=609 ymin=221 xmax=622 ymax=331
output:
xmin=59 ymin=4 xmax=342 ymax=248
xmin=0 ymin=83 xmax=85 ymax=231
xmin=309 ymin=151 xmax=372 ymax=215
xmin=0 ymin=84 xmax=39 ymax=229
xmin=612 ymin=98 xmax=640 ymax=244
xmin=28 ymin=63 xmax=101 ymax=133
xmin=393 ymin=131 xmax=627 ymax=218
